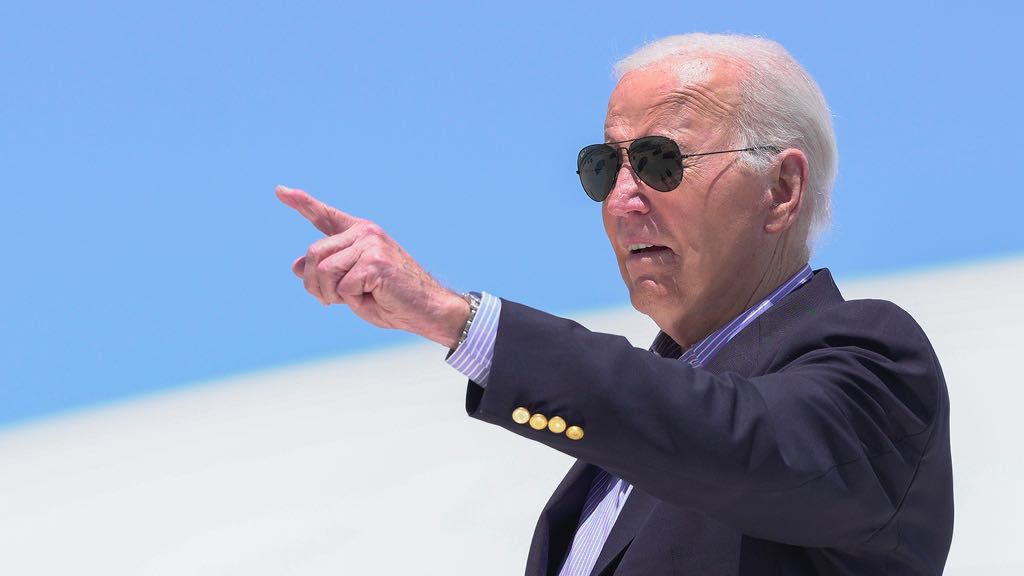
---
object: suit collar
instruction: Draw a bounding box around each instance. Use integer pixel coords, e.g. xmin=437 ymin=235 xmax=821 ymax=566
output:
xmin=703 ymin=268 xmax=843 ymax=375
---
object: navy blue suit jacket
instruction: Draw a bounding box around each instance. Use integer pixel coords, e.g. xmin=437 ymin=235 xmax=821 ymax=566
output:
xmin=466 ymin=269 xmax=953 ymax=575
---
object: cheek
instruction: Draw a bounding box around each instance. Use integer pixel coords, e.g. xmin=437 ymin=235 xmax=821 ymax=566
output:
xmin=601 ymin=207 xmax=618 ymax=251
xmin=700 ymin=173 xmax=765 ymax=240
xmin=652 ymin=194 xmax=706 ymax=254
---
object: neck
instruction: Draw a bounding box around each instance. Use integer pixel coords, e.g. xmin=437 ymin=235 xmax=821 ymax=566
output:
xmin=664 ymin=238 xmax=807 ymax=349
xmin=744 ymin=229 xmax=809 ymax=311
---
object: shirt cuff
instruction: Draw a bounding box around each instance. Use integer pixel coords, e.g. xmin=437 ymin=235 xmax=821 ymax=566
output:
xmin=445 ymin=291 xmax=500 ymax=386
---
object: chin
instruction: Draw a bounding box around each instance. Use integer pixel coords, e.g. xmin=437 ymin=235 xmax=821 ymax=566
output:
xmin=628 ymin=279 xmax=669 ymax=316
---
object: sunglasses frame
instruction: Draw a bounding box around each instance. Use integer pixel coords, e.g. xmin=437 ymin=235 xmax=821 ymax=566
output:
xmin=576 ymin=135 xmax=780 ymax=202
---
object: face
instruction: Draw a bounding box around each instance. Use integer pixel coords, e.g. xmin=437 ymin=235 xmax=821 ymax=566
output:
xmin=601 ymin=58 xmax=779 ymax=346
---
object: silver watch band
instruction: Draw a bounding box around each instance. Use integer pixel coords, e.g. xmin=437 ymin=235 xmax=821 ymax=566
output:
xmin=458 ymin=291 xmax=482 ymax=347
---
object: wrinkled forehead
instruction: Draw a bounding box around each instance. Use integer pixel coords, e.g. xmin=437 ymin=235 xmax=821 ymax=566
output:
xmin=604 ymin=56 xmax=743 ymax=142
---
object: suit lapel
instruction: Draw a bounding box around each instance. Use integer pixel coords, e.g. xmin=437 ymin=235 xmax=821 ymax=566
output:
xmin=587 ymin=488 xmax=657 ymax=576
xmin=527 ymin=461 xmax=599 ymax=576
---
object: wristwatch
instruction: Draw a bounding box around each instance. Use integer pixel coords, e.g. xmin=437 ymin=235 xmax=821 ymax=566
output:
xmin=457 ymin=291 xmax=482 ymax=347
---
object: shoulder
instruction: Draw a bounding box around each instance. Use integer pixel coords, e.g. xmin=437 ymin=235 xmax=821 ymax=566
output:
xmin=819 ymin=297 xmax=926 ymax=338
xmin=767 ymin=287 xmax=941 ymax=379
xmin=760 ymin=269 xmax=936 ymax=363
xmin=765 ymin=294 xmax=948 ymax=434
xmin=782 ymin=296 xmax=934 ymax=358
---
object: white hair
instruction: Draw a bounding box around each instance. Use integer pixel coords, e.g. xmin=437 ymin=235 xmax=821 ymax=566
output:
xmin=614 ymin=34 xmax=837 ymax=257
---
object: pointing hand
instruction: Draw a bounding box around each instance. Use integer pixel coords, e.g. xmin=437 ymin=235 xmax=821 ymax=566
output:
xmin=277 ymin=185 xmax=469 ymax=348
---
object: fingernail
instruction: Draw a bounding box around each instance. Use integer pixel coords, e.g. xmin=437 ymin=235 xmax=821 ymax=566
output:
xmin=276 ymin=184 xmax=293 ymax=192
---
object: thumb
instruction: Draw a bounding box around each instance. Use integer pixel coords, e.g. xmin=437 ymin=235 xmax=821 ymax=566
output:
xmin=291 ymin=255 xmax=305 ymax=278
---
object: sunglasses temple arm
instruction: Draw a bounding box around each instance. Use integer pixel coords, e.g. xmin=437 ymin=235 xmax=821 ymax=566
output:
xmin=681 ymin=146 xmax=780 ymax=159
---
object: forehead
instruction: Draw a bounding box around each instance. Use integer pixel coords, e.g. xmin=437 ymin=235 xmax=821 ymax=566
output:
xmin=604 ymin=57 xmax=741 ymax=142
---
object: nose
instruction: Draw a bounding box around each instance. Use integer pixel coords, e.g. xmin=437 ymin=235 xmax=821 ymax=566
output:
xmin=603 ymin=152 xmax=649 ymax=217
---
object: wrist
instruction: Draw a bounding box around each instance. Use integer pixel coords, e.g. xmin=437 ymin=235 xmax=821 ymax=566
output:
xmin=431 ymin=290 xmax=472 ymax=349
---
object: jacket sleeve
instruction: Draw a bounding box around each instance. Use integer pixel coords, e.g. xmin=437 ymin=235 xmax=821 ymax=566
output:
xmin=465 ymin=299 xmax=949 ymax=549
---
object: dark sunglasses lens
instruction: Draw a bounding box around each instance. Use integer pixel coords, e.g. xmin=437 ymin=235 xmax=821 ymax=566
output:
xmin=577 ymin=144 xmax=620 ymax=201
xmin=629 ymin=136 xmax=682 ymax=192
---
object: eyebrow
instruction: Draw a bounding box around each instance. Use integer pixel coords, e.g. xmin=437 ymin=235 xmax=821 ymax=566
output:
xmin=602 ymin=135 xmax=669 ymax=146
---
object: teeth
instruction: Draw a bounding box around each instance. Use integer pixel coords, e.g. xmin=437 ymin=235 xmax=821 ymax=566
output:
xmin=629 ymin=244 xmax=654 ymax=252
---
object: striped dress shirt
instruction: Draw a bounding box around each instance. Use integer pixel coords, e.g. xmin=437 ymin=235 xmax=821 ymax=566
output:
xmin=446 ymin=265 xmax=813 ymax=575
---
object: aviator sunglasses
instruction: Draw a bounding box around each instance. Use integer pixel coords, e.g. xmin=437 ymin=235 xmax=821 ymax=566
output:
xmin=576 ymin=135 xmax=778 ymax=202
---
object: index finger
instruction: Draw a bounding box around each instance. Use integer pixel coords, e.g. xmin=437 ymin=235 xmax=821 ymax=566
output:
xmin=276 ymin=185 xmax=359 ymax=236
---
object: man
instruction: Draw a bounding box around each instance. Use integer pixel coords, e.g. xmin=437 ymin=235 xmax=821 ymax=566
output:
xmin=278 ymin=33 xmax=953 ymax=575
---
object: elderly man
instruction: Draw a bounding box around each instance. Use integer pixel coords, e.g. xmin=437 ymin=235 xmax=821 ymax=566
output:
xmin=278 ymin=33 xmax=953 ymax=575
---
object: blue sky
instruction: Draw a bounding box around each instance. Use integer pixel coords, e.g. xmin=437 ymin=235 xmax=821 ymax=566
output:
xmin=1 ymin=0 xmax=1020 ymax=427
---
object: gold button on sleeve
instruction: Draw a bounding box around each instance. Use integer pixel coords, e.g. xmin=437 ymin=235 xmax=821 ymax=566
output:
xmin=547 ymin=416 xmax=567 ymax=434
xmin=565 ymin=426 xmax=585 ymax=441
xmin=512 ymin=407 xmax=531 ymax=425
xmin=529 ymin=413 xmax=548 ymax=430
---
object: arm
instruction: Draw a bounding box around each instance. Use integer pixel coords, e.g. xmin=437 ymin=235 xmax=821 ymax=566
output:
xmin=467 ymin=299 xmax=948 ymax=549
xmin=275 ymin=187 xmax=949 ymax=549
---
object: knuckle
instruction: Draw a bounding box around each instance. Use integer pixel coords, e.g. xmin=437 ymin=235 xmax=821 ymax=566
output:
xmin=364 ymin=250 xmax=390 ymax=269
xmin=348 ymin=264 xmax=370 ymax=280
xmin=362 ymin=250 xmax=381 ymax=265
xmin=366 ymin=234 xmax=390 ymax=253
xmin=361 ymin=222 xmax=384 ymax=237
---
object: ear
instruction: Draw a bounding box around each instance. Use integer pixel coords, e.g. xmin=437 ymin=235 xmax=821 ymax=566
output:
xmin=765 ymin=148 xmax=808 ymax=234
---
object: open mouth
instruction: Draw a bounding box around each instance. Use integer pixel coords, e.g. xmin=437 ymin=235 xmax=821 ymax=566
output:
xmin=628 ymin=243 xmax=671 ymax=255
